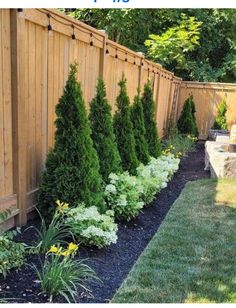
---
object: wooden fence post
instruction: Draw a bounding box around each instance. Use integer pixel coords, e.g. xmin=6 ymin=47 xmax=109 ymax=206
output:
xmin=10 ymin=9 xmax=27 ymax=226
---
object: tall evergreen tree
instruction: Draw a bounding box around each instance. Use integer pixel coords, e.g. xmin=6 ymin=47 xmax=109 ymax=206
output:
xmin=141 ymin=81 xmax=161 ymax=158
xmin=38 ymin=64 xmax=104 ymax=219
xmin=113 ymin=75 xmax=139 ymax=175
xmin=89 ymin=79 xmax=122 ymax=181
xmin=131 ymin=92 xmax=150 ymax=165
xmin=177 ymin=95 xmax=197 ymax=136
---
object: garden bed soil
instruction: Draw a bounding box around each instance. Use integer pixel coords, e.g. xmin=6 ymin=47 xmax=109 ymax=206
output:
xmin=0 ymin=142 xmax=209 ymax=303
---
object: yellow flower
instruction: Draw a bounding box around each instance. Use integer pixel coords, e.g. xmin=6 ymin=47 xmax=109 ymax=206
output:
xmin=55 ymin=200 xmax=69 ymax=213
xmin=60 ymin=250 xmax=71 ymax=257
xmin=48 ymin=245 xmax=58 ymax=254
xmin=68 ymin=242 xmax=79 ymax=252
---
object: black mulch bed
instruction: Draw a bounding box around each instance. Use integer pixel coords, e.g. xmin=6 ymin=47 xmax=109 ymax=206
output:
xmin=0 ymin=142 xmax=209 ymax=303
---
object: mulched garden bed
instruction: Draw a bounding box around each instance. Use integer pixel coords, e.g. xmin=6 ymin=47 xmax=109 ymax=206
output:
xmin=0 ymin=142 xmax=209 ymax=303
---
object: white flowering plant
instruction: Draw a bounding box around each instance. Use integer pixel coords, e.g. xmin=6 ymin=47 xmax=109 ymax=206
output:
xmin=105 ymin=155 xmax=180 ymax=219
xmin=137 ymin=154 xmax=180 ymax=204
xmin=65 ymin=204 xmax=118 ymax=249
xmin=105 ymin=172 xmax=144 ymax=221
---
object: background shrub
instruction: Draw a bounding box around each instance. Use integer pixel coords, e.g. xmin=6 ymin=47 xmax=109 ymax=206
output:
xmin=38 ymin=64 xmax=104 ymax=219
xmin=141 ymin=81 xmax=161 ymax=158
xmin=131 ymin=93 xmax=150 ymax=165
xmin=89 ymin=79 xmax=122 ymax=182
xmin=113 ymin=75 xmax=139 ymax=175
xmin=212 ymin=99 xmax=228 ymax=130
xmin=177 ymin=95 xmax=198 ymax=136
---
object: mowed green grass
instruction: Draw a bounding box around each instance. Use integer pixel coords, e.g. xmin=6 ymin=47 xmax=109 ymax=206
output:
xmin=112 ymin=179 xmax=236 ymax=303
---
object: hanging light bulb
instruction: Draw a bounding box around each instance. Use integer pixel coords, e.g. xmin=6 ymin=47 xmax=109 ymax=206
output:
xmin=47 ymin=14 xmax=53 ymax=37
xmin=90 ymin=33 xmax=94 ymax=47
xmin=17 ymin=8 xmax=24 ymax=18
xmin=125 ymin=52 xmax=128 ymax=62
xmin=71 ymin=25 xmax=76 ymax=40
xmin=133 ymin=56 xmax=136 ymax=65
xmin=106 ymin=43 xmax=109 ymax=56
xmin=115 ymin=48 xmax=118 ymax=62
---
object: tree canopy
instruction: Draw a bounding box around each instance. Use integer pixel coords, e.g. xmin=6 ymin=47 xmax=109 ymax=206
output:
xmin=65 ymin=9 xmax=236 ymax=82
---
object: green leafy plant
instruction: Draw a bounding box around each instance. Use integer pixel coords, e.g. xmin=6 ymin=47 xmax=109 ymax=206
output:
xmin=33 ymin=243 xmax=97 ymax=303
xmin=130 ymin=92 xmax=150 ymax=165
xmin=66 ymin=204 xmax=118 ymax=248
xmin=212 ymin=100 xmax=228 ymax=130
xmin=28 ymin=201 xmax=72 ymax=254
xmin=162 ymin=133 xmax=196 ymax=157
xmin=113 ymin=75 xmax=139 ymax=175
xmin=145 ymin=14 xmax=202 ymax=70
xmin=105 ymin=172 xmax=144 ymax=221
xmin=0 ymin=210 xmax=25 ymax=278
xmin=38 ymin=64 xmax=104 ymax=220
xmin=141 ymin=81 xmax=161 ymax=158
xmin=89 ymin=78 xmax=122 ymax=182
xmin=177 ymin=95 xmax=198 ymax=136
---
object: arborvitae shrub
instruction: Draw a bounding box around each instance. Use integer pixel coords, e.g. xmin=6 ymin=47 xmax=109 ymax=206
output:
xmin=177 ymin=95 xmax=198 ymax=136
xmin=113 ymin=75 xmax=139 ymax=175
xmin=89 ymin=79 xmax=122 ymax=182
xmin=141 ymin=81 xmax=161 ymax=158
xmin=38 ymin=64 xmax=104 ymax=219
xmin=189 ymin=96 xmax=199 ymax=136
xmin=131 ymin=92 xmax=150 ymax=165
xmin=212 ymin=100 xmax=228 ymax=130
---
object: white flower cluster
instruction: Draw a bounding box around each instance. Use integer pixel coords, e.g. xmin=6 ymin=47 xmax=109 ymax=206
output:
xmin=105 ymin=171 xmax=144 ymax=221
xmin=105 ymin=154 xmax=180 ymax=220
xmin=137 ymin=154 xmax=180 ymax=204
xmin=66 ymin=204 xmax=118 ymax=248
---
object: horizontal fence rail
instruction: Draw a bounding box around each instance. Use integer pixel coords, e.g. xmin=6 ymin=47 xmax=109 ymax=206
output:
xmin=0 ymin=8 xmax=235 ymax=228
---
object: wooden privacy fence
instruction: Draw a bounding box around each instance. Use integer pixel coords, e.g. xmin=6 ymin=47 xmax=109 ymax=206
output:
xmin=178 ymin=82 xmax=236 ymax=140
xmin=0 ymin=8 xmax=235 ymax=228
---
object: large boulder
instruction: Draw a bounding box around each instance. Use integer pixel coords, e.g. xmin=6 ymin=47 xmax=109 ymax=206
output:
xmin=205 ymin=140 xmax=236 ymax=178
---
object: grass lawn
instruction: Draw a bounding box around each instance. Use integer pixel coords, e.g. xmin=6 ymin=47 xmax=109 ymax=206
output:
xmin=112 ymin=178 xmax=236 ymax=303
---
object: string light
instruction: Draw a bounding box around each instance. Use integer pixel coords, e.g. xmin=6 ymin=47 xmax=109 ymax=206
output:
xmin=71 ymin=24 xmax=76 ymax=40
xmin=115 ymin=48 xmax=118 ymax=60
xmin=133 ymin=56 xmax=136 ymax=65
xmin=106 ymin=43 xmax=109 ymax=55
xmin=90 ymin=33 xmax=94 ymax=46
xmin=47 ymin=13 xmax=52 ymax=32
xmin=125 ymin=52 xmax=128 ymax=62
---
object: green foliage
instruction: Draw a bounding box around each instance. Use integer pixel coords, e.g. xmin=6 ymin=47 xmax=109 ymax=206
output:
xmin=0 ymin=210 xmax=25 ymax=278
xmin=89 ymin=79 xmax=122 ymax=182
xmin=212 ymin=100 xmax=228 ymax=130
xmin=105 ymin=172 xmax=144 ymax=221
xmin=164 ymin=117 xmax=178 ymax=139
xmin=113 ymin=75 xmax=139 ymax=175
xmin=68 ymin=9 xmax=236 ymax=82
xmin=66 ymin=204 xmax=118 ymax=248
xmin=130 ymin=93 xmax=150 ymax=165
xmin=145 ymin=14 xmax=202 ymax=70
xmin=38 ymin=64 xmax=104 ymax=220
xmin=141 ymin=81 xmax=161 ymax=158
xmin=28 ymin=202 xmax=72 ymax=254
xmin=33 ymin=245 xmax=97 ymax=303
xmin=177 ymin=95 xmax=198 ymax=136
xmin=162 ymin=134 xmax=197 ymax=158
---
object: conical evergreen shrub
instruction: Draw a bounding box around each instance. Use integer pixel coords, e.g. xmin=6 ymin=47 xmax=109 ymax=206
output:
xmin=131 ymin=92 xmax=150 ymax=165
xmin=189 ymin=95 xmax=199 ymax=136
xmin=212 ymin=99 xmax=228 ymax=130
xmin=113 ymin=75 xmax=139 ymax=175
xmin=89 ymin=78 xmax=122 ymax=182
xmin=141 ymin=81 xmax=161 ymax=158
xmin=177 ymin=95 xmax=197 ymax=136
xmin=38 ymin=64 xmax=104 ymax=219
